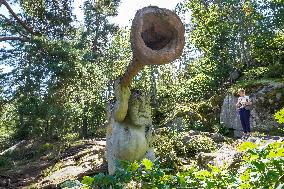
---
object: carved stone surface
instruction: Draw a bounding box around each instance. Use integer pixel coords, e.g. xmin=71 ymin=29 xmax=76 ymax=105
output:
xmin=121 ymin=6 xmax=185 ymax=87
xmin=106 ymin=82 xmax=154 ymax=174
xmin=106 ymin=6 xmax=185 ymax=174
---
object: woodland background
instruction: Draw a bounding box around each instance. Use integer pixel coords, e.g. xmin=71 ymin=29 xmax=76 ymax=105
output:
xmin=0 ymin=0 xmax=284 ymax=149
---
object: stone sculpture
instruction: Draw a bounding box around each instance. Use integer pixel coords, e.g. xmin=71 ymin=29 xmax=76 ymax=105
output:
xmin=106 ymin=6 xmax=185 ymax=174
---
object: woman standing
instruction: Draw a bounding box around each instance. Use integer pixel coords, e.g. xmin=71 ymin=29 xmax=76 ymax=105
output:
xmin=236 ymin=88 xmax=252 ymax=137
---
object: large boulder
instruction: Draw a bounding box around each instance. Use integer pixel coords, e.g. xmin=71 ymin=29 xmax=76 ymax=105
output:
xmin=220 ymin=81 xmax=284 ymax=137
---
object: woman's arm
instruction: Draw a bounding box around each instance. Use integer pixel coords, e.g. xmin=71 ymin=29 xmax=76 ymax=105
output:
xmin=245 ymin=100 xmax=252 ymax=106
xmin=236 ymin=98 xmax=241 ymax=108
xmin=245 ymin=96 xmax=252 ymax=106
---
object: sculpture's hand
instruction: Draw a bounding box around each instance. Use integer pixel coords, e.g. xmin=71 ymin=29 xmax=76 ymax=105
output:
xmin=113 ymin=79 xmax=131 ymax=122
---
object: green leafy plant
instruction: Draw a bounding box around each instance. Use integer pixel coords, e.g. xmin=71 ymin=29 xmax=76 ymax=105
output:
xmin=183 ymin=135 xmax=216 ymax=157
xmin=38 ymin=142 xmax=54 ymax=155
xmin=70 ymin=141 xmax=284 ymax=189
xmin=237 ymin=141 xmax=284 ymax=188
xmin=213 ymin=123 xmax=230 ymax=136
xmin=0 ymin=156 xmax=12 ymax=168
xmin=60 ymin=180 xmax=82 ymax=189
xmin=275 ymin=108 xmax=284 ymax=124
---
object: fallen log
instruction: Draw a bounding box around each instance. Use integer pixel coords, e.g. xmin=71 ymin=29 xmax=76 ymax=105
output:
xmin=0 ymin=140 xmax=26 ymax=156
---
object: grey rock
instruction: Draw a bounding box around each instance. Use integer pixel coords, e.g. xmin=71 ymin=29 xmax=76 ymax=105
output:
xmin=188 ymin=130 xmax=200 ymax=136
xmin=220 ymin=94 xmax=242 ymax=135
xmin=258 ymin=85 xmax=273 ymax=94
xmin=197 ymin=152 xmax=217 ymax=167
xmin=213 ymin=144 xmax=242 ymax=169
xmin=37 ymin=141 xmax=106 ymax=188
xmin=210 ymin=133 xmax=225 ymax=143
xmin=220 ymin=82 xmax=284 ymax=137
xmin=276 ymin=92 xmax=282 ymax=100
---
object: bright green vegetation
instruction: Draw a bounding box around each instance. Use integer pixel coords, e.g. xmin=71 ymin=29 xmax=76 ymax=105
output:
xmin=153 ymin=128 xmax=218 ymax=168
xmin=61 ymin=140 xmax=284 ymax=189
xmin=275 ymin=109 xmax=284 ymax=124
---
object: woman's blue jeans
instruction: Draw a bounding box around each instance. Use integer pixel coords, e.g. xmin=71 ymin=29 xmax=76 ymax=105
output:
xmin=239 ymin=108 xmax=251 ymax=133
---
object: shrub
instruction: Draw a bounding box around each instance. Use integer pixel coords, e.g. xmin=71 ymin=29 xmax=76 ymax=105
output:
xmin=213 ymin=123 xmax=230 ymax=136
xmin=266 ymin=63 xmax=284 ymax=79
xmin=183 ymin=135 xmax=216 ymax=156
xmin=38 ymin=142 xmax=54 ymax=155
xmin=0 ymin=156 xmax=12 ymax=168
xmin=153 ymin=128 xmax=182 ymax=168
xmin=62 ymin=133 xmax=80 ymax=141
xmin=154 ymin=129 xmax=217 ymax=167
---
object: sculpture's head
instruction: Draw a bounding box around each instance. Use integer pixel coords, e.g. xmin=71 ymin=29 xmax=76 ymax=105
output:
xmin=128 ymin=90 xmax=152 ymax=127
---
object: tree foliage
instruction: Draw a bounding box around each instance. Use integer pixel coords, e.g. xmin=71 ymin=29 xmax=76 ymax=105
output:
xmin=0 ymin=0 xmax=121 ymax=140
xmin=0 ymin=0 xmax=284 ymax=141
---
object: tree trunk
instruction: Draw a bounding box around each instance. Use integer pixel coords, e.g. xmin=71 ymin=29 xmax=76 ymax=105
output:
xmin=82 ymin=103 xmax=88 ymax=138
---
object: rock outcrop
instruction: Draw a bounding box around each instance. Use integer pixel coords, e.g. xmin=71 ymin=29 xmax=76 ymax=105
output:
xmin=220 ymin=81 xmax=284 ymax=137
xmin=38 ymin=140 xmax=106 ymax=188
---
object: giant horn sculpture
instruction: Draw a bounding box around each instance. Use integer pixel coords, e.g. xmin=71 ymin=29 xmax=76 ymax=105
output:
xmin=120 ymin=6 xmax=185 ymax=86
xmin=106 ymin=6 xmax=185 ymax=175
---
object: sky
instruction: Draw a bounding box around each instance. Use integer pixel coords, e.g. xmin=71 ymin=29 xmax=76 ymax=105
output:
xmin=74 ymin=0 xmax=183 ymax=27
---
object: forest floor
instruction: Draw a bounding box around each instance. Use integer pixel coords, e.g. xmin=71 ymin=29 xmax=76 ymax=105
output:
xmin=0 ymin=132 xmax=282 ymax=189
xmin=0 ymin=139 xmax=106 ymax=189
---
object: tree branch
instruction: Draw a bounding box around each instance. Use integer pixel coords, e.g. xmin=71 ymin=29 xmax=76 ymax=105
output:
xmin=0 ymin=36 xmax=29 ymax=42
xmin=0 ymin=14 xmax=27 ymax=37
xmin=0 ymin=0 xmax=40 ymax=35
xmin=0 ymin=13 xmax=9 ymax=20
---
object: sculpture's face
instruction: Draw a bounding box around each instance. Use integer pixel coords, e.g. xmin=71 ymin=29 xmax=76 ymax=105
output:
xmin=128 ymin=90 xmax=152 ymax=127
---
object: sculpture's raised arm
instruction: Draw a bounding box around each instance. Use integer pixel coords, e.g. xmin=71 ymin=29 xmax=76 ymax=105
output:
xmin=113 ymin=79 xmax=131 ymax=122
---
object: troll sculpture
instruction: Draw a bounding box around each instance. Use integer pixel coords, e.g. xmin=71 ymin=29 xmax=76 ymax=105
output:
xmin=106 ymin=6 xmax=185 ymax=174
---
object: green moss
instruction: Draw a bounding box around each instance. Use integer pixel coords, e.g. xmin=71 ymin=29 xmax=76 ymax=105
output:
xmin=229 ymin=79 xmax=284 ymax=96
xmin=229 ymin=80 xmax=266 ymax=96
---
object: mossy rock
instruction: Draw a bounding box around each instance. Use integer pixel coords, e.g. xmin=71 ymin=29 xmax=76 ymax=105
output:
xmin=255 ymin=88 xmax=284 ymax=114
xmin=229 ymin=80 xmax=266 ymax=96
